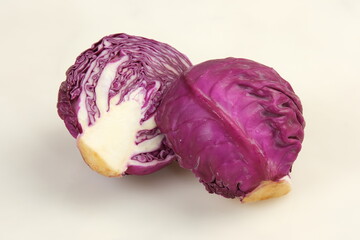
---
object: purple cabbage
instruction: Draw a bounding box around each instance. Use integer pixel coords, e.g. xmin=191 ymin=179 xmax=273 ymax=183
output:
xmin=57 ymin=33 xmax=191 ymax=176
xmin=155 ymin=58 xmax=305 ymax=201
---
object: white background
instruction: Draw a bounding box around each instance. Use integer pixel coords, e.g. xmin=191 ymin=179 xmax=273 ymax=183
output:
xmin=1 ymin=0 xmax=360 ymax=239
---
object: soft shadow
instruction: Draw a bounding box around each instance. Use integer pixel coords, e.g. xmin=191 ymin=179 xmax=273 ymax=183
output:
xmin=29 ymin=127 xmax=196 ymax=207
xmin=28 ymin=127 xmax=284 ymax=218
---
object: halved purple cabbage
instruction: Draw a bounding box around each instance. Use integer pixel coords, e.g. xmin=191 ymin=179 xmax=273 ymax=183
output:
xmin=57 ymin=33 xmax=191 ymax=176
xmin=156 ymin=58 xmax=305 ymax=201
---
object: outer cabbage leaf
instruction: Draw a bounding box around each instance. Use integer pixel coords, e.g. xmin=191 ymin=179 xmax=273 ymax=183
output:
xmin=156 ymin=58 xmax=305 ymax=201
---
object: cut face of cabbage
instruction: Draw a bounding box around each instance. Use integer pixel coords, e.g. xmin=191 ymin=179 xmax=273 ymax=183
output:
xmin=57 ymin=33 xmax=191 ymax=176
xmin=241 ymin=176 xmax=291 ymax=203
xmin=77 ymin=93 xmax=161 ymax=176
xmin=76 ymin=59 xmax=162 ymax=176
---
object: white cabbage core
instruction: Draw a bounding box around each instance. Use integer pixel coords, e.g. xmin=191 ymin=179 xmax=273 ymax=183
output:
xmin=76 ymin=58 xmax=163 ymax=176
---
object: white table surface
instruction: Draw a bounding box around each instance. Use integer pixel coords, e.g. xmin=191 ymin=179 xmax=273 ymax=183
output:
xmin=1 ymin=0 xmax=360 ymax=239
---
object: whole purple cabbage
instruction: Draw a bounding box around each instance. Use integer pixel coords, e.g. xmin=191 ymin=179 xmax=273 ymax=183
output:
xmin=156 ymin=58 xmax=305 ymax=202
xmin=57 ymin=33 xmax=191 ymax=177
